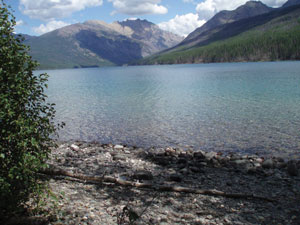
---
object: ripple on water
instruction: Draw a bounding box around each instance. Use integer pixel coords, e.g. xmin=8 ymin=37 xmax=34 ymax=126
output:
xmin=43 ymin=62 xmax=300 ymax=158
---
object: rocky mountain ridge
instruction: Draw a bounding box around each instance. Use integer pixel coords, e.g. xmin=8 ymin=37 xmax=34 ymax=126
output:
xmin=25 ymin=19 xmax=183 ymax=69
xmin=180 ymin=1 xmax=273 ymax=47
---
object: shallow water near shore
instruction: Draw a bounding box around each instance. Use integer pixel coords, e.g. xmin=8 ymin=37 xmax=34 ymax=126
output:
xmin=40 ymin=61 xmax=300 ymax=158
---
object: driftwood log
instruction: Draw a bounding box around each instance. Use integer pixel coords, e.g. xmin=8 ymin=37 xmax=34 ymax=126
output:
xmin=41 ymin=165 xmax=275 ymax=202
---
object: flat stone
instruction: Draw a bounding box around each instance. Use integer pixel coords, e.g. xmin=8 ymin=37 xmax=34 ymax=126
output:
xmin=114 ymin=145 xmax=124 ymax=150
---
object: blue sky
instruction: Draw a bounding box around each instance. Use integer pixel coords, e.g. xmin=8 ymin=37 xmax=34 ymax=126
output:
xmin=10 ymin=0 xmax=288 ymax=37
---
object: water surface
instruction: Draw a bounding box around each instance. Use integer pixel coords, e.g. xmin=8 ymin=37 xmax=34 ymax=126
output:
xmin=42 ymin=61 xmax=300 ymax=157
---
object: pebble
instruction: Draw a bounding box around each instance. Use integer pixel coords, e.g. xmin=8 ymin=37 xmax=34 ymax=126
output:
xmin=70 ymin=144 xmax=80 ymax=151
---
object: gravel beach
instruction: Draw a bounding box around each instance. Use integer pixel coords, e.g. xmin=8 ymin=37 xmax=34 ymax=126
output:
xmin=42 ymin=142 xmax=300 ymax=225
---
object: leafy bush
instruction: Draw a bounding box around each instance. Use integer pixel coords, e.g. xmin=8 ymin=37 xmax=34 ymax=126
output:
xmin=0 ymin=1 xmax=61 ymax=213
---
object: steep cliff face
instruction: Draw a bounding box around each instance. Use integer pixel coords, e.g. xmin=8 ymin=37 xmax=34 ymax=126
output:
xmin=25 ymin=19 xmax=183 ymax=69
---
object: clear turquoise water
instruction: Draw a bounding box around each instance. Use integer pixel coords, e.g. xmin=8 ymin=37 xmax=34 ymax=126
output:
xmin=42 ymin=61 xmax=300 ymax=157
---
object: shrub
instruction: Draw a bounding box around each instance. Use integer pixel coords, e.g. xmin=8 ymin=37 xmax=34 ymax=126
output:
xmin=0 ymin=0 xmax=61 ymax=214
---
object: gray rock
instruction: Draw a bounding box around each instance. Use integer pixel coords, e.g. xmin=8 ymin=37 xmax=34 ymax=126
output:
xmin=233 ymin=159 xmax=248 ymax=166
xmin=205 ymin=151 xmax=217 ymax=160
xmin=262 ymin=159 xmax=274 ymax=169
xmin=287 ymin=161 xmax=298 ymax=176
xmin=246 ymin=164 xmax=256 ymax=174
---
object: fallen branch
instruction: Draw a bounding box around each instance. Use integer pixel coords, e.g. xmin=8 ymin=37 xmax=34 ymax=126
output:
xmin=41 ymin=165 xmax=275 ymax=202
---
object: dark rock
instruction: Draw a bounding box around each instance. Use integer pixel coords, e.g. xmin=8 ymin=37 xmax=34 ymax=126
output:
xmin=132 ymin=171 xmax=154 ymax=180
xmin=190 ymin=167 xmax=204 ymax=173
xmin=245 ymin=164 xmax=256 ymax=174
xmin=193 ymin=151 xmax=206 ymax=160
xmin=232 ymin=159 xmax=248 ymax=167
xmin=277 ymin=162 xmax=287 ymax=169
xmin=178 ymin=152 xmax=187 ymax=158
xmin=178 ymin=158 xmax=187 ymax=164
xmin=155 ymin=157 xmax=169 ymax=166
xmin=277 ymin=157 xmax=285 ymax=163
xmin=262 ymin=159 xmax=274 ymax=169
xmin=66 ymin=151 xmax=74 ymax=158
xmin=287 ymin=161 xmax=298 ymax=176
xmin=112 ymin=154 xmax=126 ymax=161
xmin=168 ymin=174 xmax=183 ymax=182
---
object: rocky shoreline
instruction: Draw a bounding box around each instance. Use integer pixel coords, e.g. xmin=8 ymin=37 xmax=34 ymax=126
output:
xmin=44 ymin=142 xmax=300 ymax=224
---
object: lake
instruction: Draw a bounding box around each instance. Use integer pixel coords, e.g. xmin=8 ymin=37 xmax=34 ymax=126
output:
xmin=41 ymin=61 xmax=300 ymax=157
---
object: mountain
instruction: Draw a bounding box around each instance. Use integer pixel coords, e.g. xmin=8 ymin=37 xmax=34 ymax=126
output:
xmin=25 ymin=19 xmax=183 ymax=69
xmin=138 ymin=3 xmax=300 ymax=65
xmin=181 ymin=1 xmax=273 ymax=47
xmin=282 ymin=0 xmax=300 ymax=7
xmin=118 ymin=19 xmax=183 ymax=57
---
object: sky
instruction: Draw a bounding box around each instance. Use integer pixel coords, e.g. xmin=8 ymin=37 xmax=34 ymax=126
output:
xmin=9 ymin=0 xmax=288 ymax=37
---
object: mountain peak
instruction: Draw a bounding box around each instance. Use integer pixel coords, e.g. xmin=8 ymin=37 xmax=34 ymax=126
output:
xmin=118 ymin=18 xmax=155 ymax=31
xmin=182 ymin=1 xmax=272 ymax=45
xmin=244 ymin=1 xmax=267 ymax=7
xmin=282 ymin=0 xmax=300 ymax=8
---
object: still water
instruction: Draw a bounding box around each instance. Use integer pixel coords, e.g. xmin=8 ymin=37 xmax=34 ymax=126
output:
xmin=41 ymin=61 xmax=300 ymax=157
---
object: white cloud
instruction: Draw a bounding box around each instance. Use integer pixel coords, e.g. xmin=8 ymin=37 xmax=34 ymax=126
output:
xmin=16 ymin=20 xmax=25 ymax=26
xmin=158 ymin=13 xmax=206 ymax=37
xmin=108 ymin=0 xmax=168 ymax=15
xmin=19 ymin=0 xmax=103 ymax=21
xmin=262 ymin=0 xmax=287 ymax=7
xmin=196 ymin=0 xmax=287 ymax=20
xmin=33 ymin=20 xmax=70 ymax=35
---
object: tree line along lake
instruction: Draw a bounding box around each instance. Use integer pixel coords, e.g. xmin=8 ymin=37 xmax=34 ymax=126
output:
xmin=41 ymin=61 xmax=300 ymax=158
